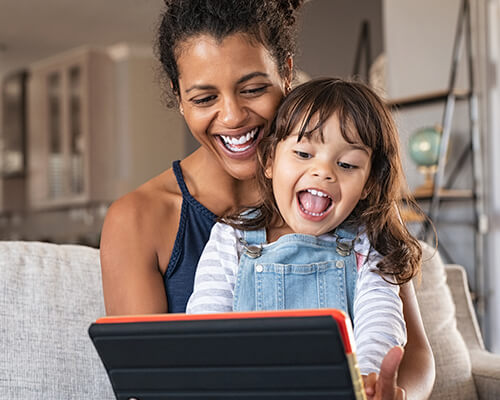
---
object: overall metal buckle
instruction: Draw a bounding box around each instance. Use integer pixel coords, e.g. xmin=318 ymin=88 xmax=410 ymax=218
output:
xmin=335 ymin=235 xmax=354 ymax=257
xmin=239 ymin=237 xmax=263 ymax=259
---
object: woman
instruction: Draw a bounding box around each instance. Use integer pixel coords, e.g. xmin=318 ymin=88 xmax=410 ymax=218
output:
xmin=100 ymin=1 xmax=434 ymax=398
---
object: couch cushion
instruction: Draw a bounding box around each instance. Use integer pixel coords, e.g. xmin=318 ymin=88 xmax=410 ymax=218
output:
xmin=416 ymin=241 xmax=478 ymax=400
xmin=0 ymin=241 xmax=114 ymax=399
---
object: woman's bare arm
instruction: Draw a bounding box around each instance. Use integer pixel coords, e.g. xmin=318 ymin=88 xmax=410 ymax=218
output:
xmin=397 ymin=281 xmax=435 ymax=399
xmin=100 ymin=191 xmax=174 ymax=315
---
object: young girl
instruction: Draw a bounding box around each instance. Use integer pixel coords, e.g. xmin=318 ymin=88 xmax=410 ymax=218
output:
xmin=186 ymin=77 xmax=422 ymax=379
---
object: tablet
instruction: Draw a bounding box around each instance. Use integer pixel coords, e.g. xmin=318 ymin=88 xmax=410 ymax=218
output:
xmin=89 ymin=308 xmax=366 ymax=400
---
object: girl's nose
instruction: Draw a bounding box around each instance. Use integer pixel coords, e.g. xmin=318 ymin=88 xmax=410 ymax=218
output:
xmin=219 ymin=96 xmax=249 ymax=127
xmin=312 ymin=162 xmax=336 ymax=181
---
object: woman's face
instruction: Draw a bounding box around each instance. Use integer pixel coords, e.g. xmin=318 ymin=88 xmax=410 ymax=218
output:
xmin=176 ymin=33 xmax=289 ymax=181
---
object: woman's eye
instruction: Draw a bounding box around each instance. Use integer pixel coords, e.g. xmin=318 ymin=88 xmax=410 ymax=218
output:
xmin=241 ymin=86 xmax=268 ymax=96
xmin=294 ymin=151 xmax=312 ymax=159
xmin=192 ymin=95 xmax=216 ymax=105
xmin=338 ymin=161 xmax=357 ymax=170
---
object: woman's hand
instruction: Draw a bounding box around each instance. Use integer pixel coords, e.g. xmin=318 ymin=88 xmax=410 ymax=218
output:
xmin=363 ymin=346 xmax=406 ymax=400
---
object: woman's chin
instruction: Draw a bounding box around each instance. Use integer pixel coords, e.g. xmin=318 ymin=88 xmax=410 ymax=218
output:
xmin=222 ymin=158 xmax=258 ymax=182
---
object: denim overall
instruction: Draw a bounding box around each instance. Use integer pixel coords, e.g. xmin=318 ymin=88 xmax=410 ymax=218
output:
xmin=233 ymin=225 xmax=358 ymax=318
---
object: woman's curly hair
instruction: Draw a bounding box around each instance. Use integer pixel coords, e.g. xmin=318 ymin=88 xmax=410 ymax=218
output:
xmin=156 ymin=0 xmax=303 ymax=106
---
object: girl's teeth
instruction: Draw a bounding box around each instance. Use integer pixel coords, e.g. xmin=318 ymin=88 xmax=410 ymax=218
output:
xmin=307 ymin=189 xmax=329 ymax=198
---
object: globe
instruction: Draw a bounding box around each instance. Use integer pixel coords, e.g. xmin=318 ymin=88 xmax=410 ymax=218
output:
xmin=408 ymin=127 xmax=441 ymax=167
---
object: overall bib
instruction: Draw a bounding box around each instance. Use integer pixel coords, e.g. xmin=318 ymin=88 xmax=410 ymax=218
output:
xmin=233 ymin=225 xmax=358 ymax=318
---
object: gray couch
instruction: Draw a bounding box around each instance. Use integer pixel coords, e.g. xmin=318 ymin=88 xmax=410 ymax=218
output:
xmin=1 ymin=240 xmax=499 ymax=399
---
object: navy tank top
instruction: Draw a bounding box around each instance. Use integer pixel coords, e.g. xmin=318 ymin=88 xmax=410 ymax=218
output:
xmin=164 ymin=160 xmax=217 ymax=313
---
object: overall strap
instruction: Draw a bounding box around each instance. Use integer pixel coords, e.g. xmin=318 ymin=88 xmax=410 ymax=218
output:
xmin=335 ymin=222 xmax=358 ymax=318
xmin=335 ymin=221 xmax=357 ymax=240
xmin=243 ymin=228 xmax=267 ymax=246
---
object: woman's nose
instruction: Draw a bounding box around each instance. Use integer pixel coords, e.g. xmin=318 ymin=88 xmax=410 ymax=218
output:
xmin=219 ymin=97 xmax=249 ymax=127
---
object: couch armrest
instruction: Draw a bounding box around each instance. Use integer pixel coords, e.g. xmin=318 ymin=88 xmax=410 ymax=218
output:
xmin=470 ymin=349 xmax=500 ymax=399
xmin=445 ymin=265 xmax=500 ymax=399
xmin=445 ymin=265 xmax=484 ymax=351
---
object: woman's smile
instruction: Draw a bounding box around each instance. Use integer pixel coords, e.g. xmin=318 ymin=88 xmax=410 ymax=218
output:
xmin=216 ymin=126 xmax=262 ymax=159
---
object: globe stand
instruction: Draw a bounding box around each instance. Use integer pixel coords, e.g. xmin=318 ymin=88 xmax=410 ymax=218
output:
xmin=413 ymin=165 xmax=438 ymax=198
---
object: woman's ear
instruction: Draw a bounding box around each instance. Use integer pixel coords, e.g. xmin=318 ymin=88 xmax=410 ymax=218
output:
xmin=284 ymin=56 xmax=294 ymax=93
xmin=171 ymin=80 xmax=184 ymax=115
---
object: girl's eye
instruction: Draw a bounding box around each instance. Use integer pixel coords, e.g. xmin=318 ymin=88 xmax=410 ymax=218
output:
xmin=294 ymin=150 xmax=312 ymax=159
xmin=192 ymin=95 xmax=217 ymax=105
xmin=338 ymin=161 xmax=357 ymax=170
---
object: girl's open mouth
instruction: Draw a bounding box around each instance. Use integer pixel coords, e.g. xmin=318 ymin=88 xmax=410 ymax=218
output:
xmin=297 ymin=189 xmax=333 ymax=217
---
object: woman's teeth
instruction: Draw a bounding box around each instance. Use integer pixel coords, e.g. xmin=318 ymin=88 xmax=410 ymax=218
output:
xmin=220 ymin=128 xmax=258 ymax=152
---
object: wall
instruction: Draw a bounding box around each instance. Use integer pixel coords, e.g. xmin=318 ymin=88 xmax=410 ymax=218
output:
xmin=0 ymin=44 xmax=186 ymax=246
xmin=485 ymin=0 xmax=500 ymax=353
xmin=109 ymin=44 xmax=185 ymax=197
xmin=384 ymin=0 xmax=498 ymax=350
xmin=296 ymin=0 xmax=383 ymax=79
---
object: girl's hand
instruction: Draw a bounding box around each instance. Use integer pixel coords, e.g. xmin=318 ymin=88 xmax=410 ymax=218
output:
xmin=363 ymin=346 xmax=406 ymax=400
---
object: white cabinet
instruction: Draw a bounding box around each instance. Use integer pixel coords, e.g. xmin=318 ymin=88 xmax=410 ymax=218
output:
xmin=28 ymin=48 xmax=115 ymax=208
xmin=27 ymin=45 xmax=186 ymax=210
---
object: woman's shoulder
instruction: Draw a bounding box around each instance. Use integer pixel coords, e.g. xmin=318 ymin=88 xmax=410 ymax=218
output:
xmin=101 ymin=167 xmax=183 ymax=274
xmin=107 ymin=168 xmax=181 ymax=225
xmin=102 ymin=168 xmax=183 ymax=253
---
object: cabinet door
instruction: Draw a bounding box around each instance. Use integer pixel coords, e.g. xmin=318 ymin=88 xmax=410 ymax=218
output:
xmin=29 ymin=55 xmax=89 ymax=208
xmin=67 ymin=64 xmax=86 ymax=197
xmin=46 ymin=69 xmax=65 ymax=200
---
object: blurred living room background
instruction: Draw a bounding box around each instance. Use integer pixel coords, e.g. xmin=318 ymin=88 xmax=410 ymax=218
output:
xmin=1 ymin=0 xmax=500 ymax=353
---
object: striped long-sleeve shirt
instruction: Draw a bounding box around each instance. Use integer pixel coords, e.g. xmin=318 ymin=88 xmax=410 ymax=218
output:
xmin=186 ymin=222 xmax=407 ymax=375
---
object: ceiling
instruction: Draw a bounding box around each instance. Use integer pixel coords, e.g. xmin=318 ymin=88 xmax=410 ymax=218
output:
xmin=0 ymin=0 xmax=165 ymax=77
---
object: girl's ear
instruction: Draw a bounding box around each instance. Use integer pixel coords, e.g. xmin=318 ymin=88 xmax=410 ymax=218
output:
xmin=264 ymin=161 xmax=273 ymax=179
xmin=360 ymin=181 xmax=371 ymax=200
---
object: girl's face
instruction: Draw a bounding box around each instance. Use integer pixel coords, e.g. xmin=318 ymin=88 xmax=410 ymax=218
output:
xmin=176 ymin=33 xmax=289 ymax=181
xmin=266 ymin=112 xmax=372 ymax=238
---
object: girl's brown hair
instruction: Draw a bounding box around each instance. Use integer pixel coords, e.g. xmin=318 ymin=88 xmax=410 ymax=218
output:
xmin=224 ymin=77 xmax=422 ymax=284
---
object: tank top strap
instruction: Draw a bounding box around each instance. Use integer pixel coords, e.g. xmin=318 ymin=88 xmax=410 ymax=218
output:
xmin=165 ymin=160 xmax=217 ymax=313
xmin=172 ymin=160 xmax=217 ymax=220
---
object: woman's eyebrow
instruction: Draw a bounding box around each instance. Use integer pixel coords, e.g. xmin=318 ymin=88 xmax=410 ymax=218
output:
xmin=185 ymin=72 xmax=269 ymax=93
xmin=236 ymin=71 xmax=269 ymax=84
xmin=185 ymin=84 xmax=216 ymax=93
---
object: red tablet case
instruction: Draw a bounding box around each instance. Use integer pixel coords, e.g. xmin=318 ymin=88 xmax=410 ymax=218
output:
xmin=89 ymin=308 xmax=366 ymax=400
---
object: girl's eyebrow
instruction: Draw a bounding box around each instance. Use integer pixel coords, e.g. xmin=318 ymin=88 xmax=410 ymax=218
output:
xmin=348 ymin=143 xmax=371 ymax=155
xmin=185 ymin=72 xmax=269 ymax=93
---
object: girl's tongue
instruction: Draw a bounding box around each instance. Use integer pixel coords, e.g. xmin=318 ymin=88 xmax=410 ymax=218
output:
xmin=298 ymin=191 xmax=331 ymax=214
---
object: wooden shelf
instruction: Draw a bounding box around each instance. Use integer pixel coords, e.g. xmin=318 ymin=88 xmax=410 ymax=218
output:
xmin=387 ymin=89 xmax=470 ymax=109
xmin=412 ymin=188 xmax=473 ymax=201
